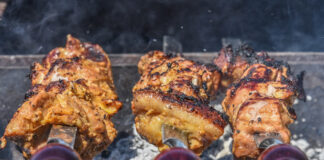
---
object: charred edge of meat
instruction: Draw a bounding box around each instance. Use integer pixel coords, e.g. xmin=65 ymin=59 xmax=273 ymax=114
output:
xmin=203 ymin=63 xmax=221 ymax=72
xmin=229 ymin=65 xmax=300 ymax=97
xmin=29 ymin=63 xmax=38 ymax=80
xmin=71 ymin=56 xmax=80 ymax=62
xmin=169 ymin=79 xmax=203 ymax=100
xmin=225 ymin=45 xmax=292 ymax=72
xmin=45 ymin=58 xmax=83 ymax=80
xmin=162 ymin=51 xmax=179 ymax=59
xmin=43 ymin=49 xmax=61 ymax=66
xmin=260 ymin=59 xmax=291 ymax=73
xmin=288 ymin=107 xmax=297 ymax=120
xmin=75 ymin=79 xmax=87 ymax=85
xmin=174 ymin=92 xmax=208 ymax=106
xmin=24 ymin=90 xmax=37 ymax=100
xmin=84 ymin=43 xmax=107 ymax=62
xmin=24 ymin=84 xmax=42 ymax=100
xmin=229 ymin=77 xmax=297 ymax=98
xmin=161 ymin=92 xmax=227 ymax=127
xmin=279 ymin=75 xmax=302 ymax=93
xmin=147 ymin=50 xmax=177 ymax=59
xmin=296 ymin=71 xmax=306 ymax=101
xmin=184 ymin=55 xmax=221 ymax=72
xmin=213 ymin=108 xmax=230 ymax=124
xmin=45 ymin=80 xmax=67 ymax=93
xmin=222 ymin=44 xmax=256 ymax=65
xmin=134 ymin=90 xmax=227 ymax=128
xmin=150 ymin=72 xmax=160 ymax=78
xmin=137 ymin=87 xmax=208 ymax=106
xmin=235 ymin=44 xmax=255 ymax=58
xmin=202 ymin=82 xmax=208 ymax=92
xmin=45 ymin=59 xmax=65 ymax=79
xmin=229 ymin=78 xmax=267 ymax=97
xmin=153 ymin=50 xmax=221 ymax=73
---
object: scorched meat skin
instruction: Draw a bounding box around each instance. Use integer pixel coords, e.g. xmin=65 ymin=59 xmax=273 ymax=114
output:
xmin=214 ymin=45 xmax=306 ymax=159
xmin=0 ymin=35 xmax=122 ymax=159
xmin=132 ymin=51 xmax=227 ymax=155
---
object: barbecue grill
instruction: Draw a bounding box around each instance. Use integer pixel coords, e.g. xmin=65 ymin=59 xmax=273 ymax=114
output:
xmin=0 ymin=52 xmax=323 ymax=159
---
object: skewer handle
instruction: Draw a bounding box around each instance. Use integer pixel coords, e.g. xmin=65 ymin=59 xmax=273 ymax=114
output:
xmin=154 ymin=147 xmax=199 ymax=160
xmin=31 ymin=143 xmax=81 ymax=160
xmin=258 ymin=144 xmax=308 ymax=160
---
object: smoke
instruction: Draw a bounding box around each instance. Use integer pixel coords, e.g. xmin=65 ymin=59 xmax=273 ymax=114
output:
xmin=0 ymin=0 xmax=323 ymax=54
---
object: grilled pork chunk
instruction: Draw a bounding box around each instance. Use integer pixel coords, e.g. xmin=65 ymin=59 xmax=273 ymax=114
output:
xmin=132 ymin=51 xmax=226 ymax=154
xmin=0 ymin=35 xmax=122 ymax=159
xmin=214 ymin=45 xmax=305 ymax=158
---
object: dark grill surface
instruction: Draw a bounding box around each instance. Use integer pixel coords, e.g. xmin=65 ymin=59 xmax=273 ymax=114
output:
xmin=1 ymin=0 xmax=324 ymax=55
xmin=0 ymin=53 xmax=323 ymax=159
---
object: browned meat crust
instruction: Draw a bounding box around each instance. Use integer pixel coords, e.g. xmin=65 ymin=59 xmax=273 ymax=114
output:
xmin=214 ymin=45 xmax=305 ymax=158
xmin=0 ymin=35 xmax=122 ymax=159
xmin=132 ymin=51 xmax=226 ymax=154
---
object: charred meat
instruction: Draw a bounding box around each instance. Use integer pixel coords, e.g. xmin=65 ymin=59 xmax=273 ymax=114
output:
xmin=132 ymin=51 xmax=226 ymax=154
xmin=0 ymin=35 xmax=122 ymax=159
xmin=214 ymin=45 xmax=305 ymax=158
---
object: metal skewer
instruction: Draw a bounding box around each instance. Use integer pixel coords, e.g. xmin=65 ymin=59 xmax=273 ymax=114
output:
xmin=254 ymin=132 xmax=308 ymax=160
xmin=162 ymin=124 xmax=188 ymax=149
xmin=31 ymin=125 xmax=80 ymax=160
xmin=155 ymin=124 xmax=199 ymax=160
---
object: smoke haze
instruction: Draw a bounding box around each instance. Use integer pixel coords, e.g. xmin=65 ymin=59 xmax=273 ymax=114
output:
xmin=0 ymin=0 xmax=323 ymax=54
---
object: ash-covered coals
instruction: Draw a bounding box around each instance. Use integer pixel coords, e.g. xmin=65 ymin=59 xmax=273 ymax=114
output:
xmin=200 ymin=126 xmax=233 ymax=160
xmin=94 ymin=125 xmax=159 ymax=160
xmin=291 ymin=138 xmax=324 ymax=160
xmin=96 ymin=124 xmax=234 ymax=160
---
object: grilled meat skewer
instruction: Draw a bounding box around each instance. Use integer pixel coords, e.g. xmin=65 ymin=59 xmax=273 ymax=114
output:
xmin=0 ymin=35 xmax=122 ymax=159
xmin=132 ymin=51 xmax=227 ymax=155
xmin=214 ymin=45 xmax=305 ymax=159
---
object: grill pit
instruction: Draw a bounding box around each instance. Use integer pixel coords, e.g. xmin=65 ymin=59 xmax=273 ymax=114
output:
xmin=0 ymin=53 xmax=323 ymax=159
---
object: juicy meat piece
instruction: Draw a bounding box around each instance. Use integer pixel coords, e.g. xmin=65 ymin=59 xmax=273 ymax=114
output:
xmin=214 ymin=46 xmax=305 ymax=158
xmin=132 ymin=51 xmax=226 ymax=154
xmin=213 ymin=45 xmax=254 ymax=88
xmin=0 ymin=35 xmax=122 ymax=159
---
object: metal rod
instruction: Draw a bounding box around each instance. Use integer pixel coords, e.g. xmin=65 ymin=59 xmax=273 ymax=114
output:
xmin=1 ymin=52 xmax=324 ymax=69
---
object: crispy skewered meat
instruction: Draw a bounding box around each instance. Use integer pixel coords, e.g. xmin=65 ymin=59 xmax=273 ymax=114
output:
xmin=0 ymin=35 xmax=122 ymax=159
xmin=214 ymin=45 xmax=305 ymax=158
xmin=132 ymin=51 xmax=227 ymax=154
